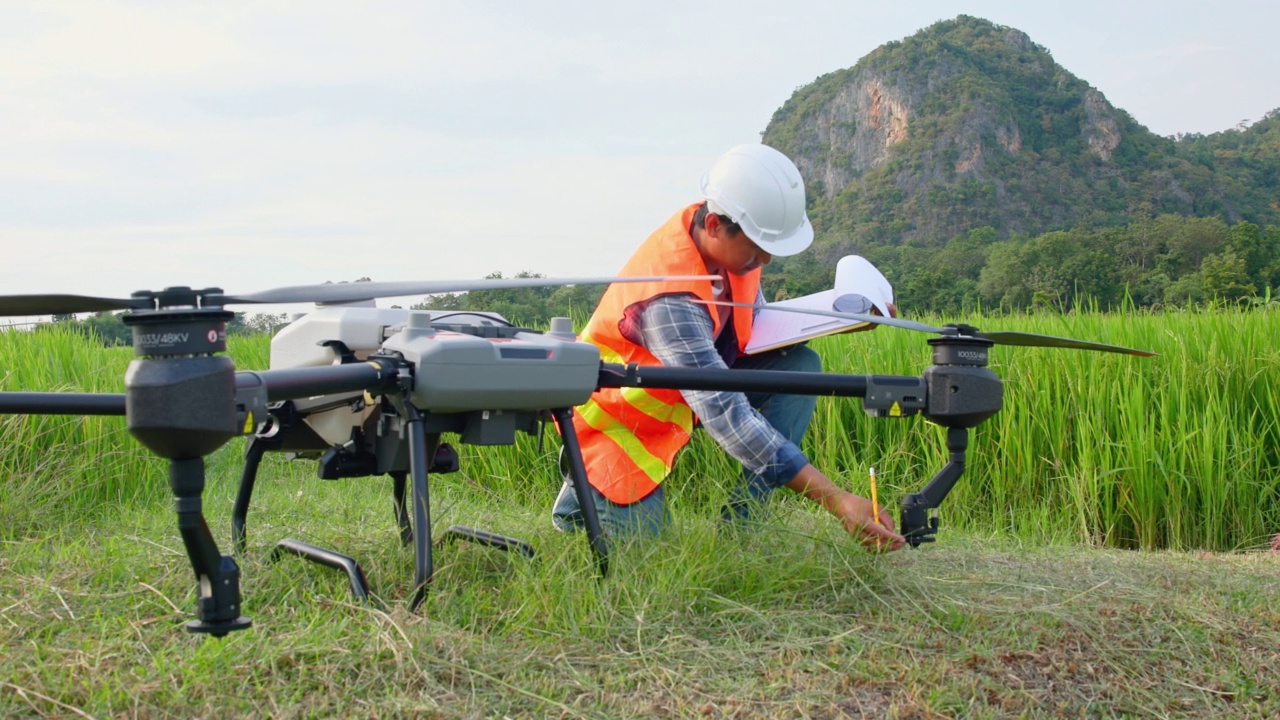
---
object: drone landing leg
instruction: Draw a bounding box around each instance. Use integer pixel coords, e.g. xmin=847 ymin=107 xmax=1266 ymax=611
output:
xmin=231 ymin=436 xmax=270 ymax=556
xmin=170 ymin=457 xmax=252 ymax=636
xmin=900 ymin=427 xmax=969 ymax=547
xmin=552 ymin=407 xmax=609 ymax=578
xmin=405 ymin=407 xmax=435 ymax=612
xmin=391 ymin=471 xmax=412 ymax=546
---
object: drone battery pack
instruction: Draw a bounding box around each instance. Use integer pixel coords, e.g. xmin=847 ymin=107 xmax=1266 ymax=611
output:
xmin=381 ymin=318 xmax=600 ymax=413
xmin=267 ymin=307 xmax=592 ymax=447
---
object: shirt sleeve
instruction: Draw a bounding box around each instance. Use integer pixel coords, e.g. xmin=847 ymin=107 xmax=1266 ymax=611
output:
xmin=634 ymin=294 xmax=808 ymax=486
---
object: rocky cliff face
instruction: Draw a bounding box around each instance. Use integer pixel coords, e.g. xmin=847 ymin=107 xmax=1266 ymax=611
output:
xmin=800 ymin=76 xmax=913 ymax=194
xmin=778 ymin=21 xmax=1129 ymax=194
xmin=1082 ymin=88 xmax=1122 ymax=161
xmin=763 ymin=16 xmax=1185 ymax=247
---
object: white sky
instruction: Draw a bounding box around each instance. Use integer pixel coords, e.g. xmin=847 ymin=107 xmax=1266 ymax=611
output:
xmin=1 ymin=0 xmax=1276 ymax=317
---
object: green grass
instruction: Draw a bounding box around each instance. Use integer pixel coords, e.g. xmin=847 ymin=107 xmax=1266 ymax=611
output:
xmin=2 ymin=307 xmax=1279 ymax=717
xmin=3 ymin=486 xmax=1277 ymax=718
xmin=0 ymin=325 xmax=160 ymax=531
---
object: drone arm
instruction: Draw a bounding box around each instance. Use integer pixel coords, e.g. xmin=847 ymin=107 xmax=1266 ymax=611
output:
xmin=228 ymin=358 xmax=406 ymax=438
xmin=0 ymin=392 xmax=126 ymax=415
xmin=597 ymin=362 xmax=871 ymax=397
xmin=235 ymin=357 xmax=404 ymax=403
xmin=899 ymin=427 xmax=968 ymax=547
xmin=0 ymin=359 xmax=403 ymax=420
xmin=597 ymin=363 xmax=927 ymax=419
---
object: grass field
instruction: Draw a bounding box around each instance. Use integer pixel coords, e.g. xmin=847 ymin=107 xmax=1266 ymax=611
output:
xmin=4 ymin=501 xmax=1278 ymax=718
xmin=2 ymin=307 xmax=1278 ymax=717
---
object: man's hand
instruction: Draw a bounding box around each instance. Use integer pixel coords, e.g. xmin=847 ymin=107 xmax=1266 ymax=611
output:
xmin=831 ymin=491 xmax=906 ymax=552
xmin=786 ymin=465 xmax=906 ymax=552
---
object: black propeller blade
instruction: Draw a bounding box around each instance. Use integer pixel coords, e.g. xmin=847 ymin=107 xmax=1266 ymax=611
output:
xmin=973 ymin=330 xmax=1154 ymax=355
xmin=696 ymin=300 xmax=1156 ymax=357
xmin=0 ymin=276 xmax=716 ymax=317
xmin=0 ymin=294 xmax=155 ymax=315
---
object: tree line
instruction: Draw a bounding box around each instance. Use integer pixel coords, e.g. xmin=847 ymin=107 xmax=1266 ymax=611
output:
xmin=774 ymin=215 xmax=1279 ymax=315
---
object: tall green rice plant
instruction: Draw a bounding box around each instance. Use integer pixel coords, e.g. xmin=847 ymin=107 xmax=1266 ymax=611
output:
xmin=0 ymin=325 xmax=163 ymax=535
xmin=809 ymin=305 xmax=1279 ymax=551
xmin=14 ymin=303 xmax=1274 ymax=553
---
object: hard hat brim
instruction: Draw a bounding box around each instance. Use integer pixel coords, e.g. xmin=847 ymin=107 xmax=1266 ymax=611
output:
xmin=750 ymin=219 xmax=814 ymax=258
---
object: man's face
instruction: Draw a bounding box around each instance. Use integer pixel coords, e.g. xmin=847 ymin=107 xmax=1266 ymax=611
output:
xmin=703 ymin=214 xmax=772 ymax=275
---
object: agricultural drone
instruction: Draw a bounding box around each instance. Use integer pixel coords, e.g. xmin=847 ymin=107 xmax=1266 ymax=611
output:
xmin=0 ymin=276 xmax=1153 ymax=637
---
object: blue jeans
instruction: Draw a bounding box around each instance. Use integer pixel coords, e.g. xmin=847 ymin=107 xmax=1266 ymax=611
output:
xmin=551 ymin=344 xmax=821 ymax=537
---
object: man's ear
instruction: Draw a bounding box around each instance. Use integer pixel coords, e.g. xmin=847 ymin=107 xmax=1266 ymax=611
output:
xmin=704 ymin=212 xmax=721 ymax=234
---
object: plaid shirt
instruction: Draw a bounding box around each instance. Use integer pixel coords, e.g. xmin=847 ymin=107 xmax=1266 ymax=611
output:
xmin=633 ymin=294 xmax=808 ymax=486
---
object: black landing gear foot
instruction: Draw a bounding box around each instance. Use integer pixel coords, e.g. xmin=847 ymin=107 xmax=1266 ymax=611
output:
xmin=439 ymin=525 xmax=536 ymax=559
xmin=269 ymin=538 xmax=373 ymax=603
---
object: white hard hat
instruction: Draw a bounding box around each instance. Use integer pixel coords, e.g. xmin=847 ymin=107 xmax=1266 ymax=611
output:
xmin=699 ymin=143 xmax=814 ymax=257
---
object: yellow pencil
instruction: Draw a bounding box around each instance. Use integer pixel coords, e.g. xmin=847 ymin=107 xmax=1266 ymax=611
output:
xmin=869 ymin=466 xmax=880 ymax=527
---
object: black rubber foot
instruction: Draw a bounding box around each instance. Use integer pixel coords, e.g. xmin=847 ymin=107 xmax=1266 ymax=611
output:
xmin=185 ymin=616 xmax=253 ymax=637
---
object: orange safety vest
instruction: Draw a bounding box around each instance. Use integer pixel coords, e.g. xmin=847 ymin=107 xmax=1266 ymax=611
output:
xmin=569 ymin=203 xmax=761 ymax=504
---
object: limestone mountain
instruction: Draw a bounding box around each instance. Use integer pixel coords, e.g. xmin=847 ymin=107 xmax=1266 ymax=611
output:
xmin=762 ymin=15 xmax=1280 ymax=257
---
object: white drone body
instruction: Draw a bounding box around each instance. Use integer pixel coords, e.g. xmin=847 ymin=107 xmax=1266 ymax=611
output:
xmin=270 ymin=305 xmax=513 ymax=369
xmin=268 ymin=305 xmax=600 ymax=449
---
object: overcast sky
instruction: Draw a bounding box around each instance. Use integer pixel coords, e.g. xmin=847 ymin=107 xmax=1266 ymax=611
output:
xmin=2 ymin=0 xmax=1276 ymax=318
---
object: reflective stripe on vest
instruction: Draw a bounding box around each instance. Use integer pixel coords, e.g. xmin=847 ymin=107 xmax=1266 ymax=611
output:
xmin=569 ymin=203 xmax=760 ymax=504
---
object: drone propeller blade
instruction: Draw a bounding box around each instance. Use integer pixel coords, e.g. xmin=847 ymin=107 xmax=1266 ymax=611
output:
xmin=974 ymin=331 xmax=1155 ymax=356
xmin=216 ymin=276 xmax=719 ymax=306
xmin=694 ymin=299 xmax=946 ymax=334
xmin=0 ymin=294 xmax=153 ymax=316
xmin=696 ymin=300 xmax=1156 ymax=356
xmin=0 ymin=276 xmax=718 ymax=317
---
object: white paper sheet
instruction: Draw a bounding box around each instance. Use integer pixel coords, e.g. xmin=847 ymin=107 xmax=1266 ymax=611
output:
xmin=745 ymin=256 xmax=894 ymax=354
